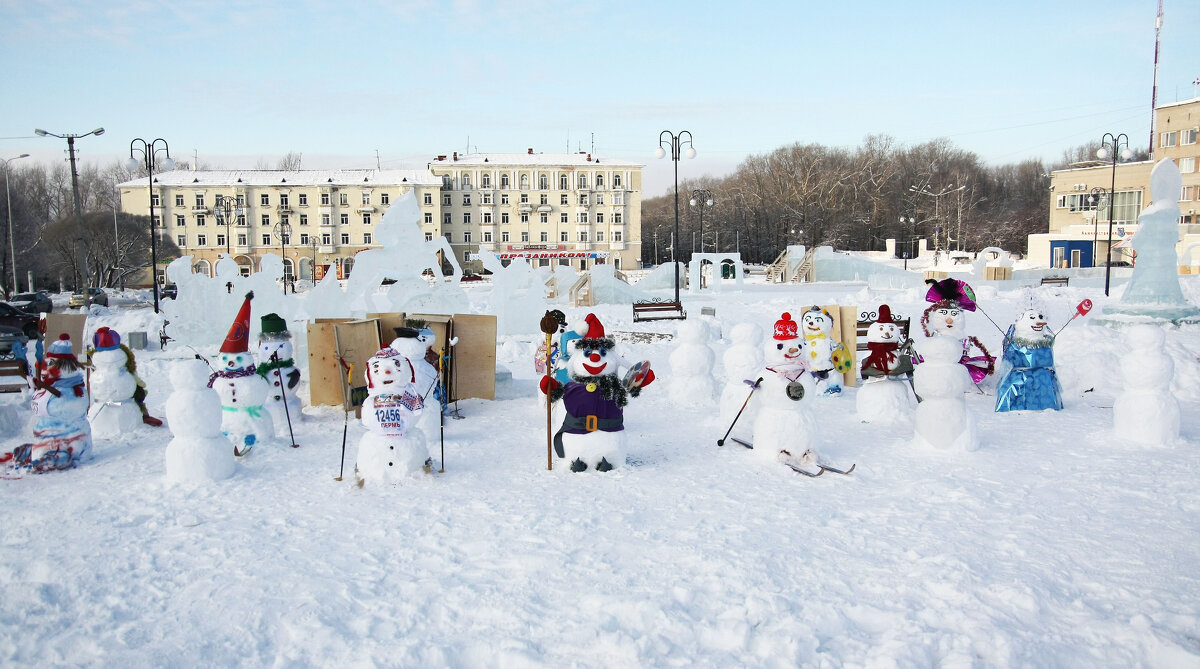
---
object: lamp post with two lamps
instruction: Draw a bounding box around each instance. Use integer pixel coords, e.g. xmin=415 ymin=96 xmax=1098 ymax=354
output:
xmin=1096 ymin=132 xmax=1132 ymax=296
xmin=35 ymin=127 xmax=104 ymax=290
xmin=2 ymin=154 xmax=29 ymax=295
xmin=689 ymin=188 xmax=714 ymax=255
xmin=214 ymin=193 xmax=242 ymax=258
xmin=126 ymin=138 xmax=175 ymax=313
xmin=656 ymin=130 xmax=695 ymax=304
xmin=273 ymin=220 xmax=293 ymax=294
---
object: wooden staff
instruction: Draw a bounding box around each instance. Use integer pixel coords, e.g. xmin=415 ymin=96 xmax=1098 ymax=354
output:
xmin=539 ymin=311 xmax=559 ymax=471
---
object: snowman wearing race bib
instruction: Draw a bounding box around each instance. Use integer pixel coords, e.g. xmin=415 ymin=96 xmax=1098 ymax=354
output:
xmin=355 ymin=344 xmax=431 ymax=485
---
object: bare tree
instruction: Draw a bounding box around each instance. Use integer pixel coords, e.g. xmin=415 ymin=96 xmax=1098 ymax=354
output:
xmin=277 ymin=152 xmax=303 ymax=170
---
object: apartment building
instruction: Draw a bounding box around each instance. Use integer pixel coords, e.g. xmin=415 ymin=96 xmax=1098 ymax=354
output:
xmin=427 ymin=150 xmax=644 ymax=272
xmin=1029 ymin=97 xmax=1200 ymax=268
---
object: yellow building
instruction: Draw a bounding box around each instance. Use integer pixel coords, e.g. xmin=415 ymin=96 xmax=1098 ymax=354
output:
xmin=1030 ymin=97 xmax=1200 ymax=269
xmin=427 ymin=149 xmax=644 ymax=272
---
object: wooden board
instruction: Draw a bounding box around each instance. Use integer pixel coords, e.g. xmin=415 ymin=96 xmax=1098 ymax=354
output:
xmin=366 ymin=312 xmax=408 ymax=345
xmin=305 ymin=318 xmax=381 ymax=408
xmin=333 ymin=320 xmax=382 ymax=412
xmin=450 ymin=314 xmax=497 ymax=401
xmin=44 ymin=313 xmax=88 ymax=356
xmin=408 ymin=312 xmax=454 ymax=398
xmin=838 ymin=306 xmax=859 ymax=388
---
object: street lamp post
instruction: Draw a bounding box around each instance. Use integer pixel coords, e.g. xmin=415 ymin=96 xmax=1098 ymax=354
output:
xmin=1096 ymin=132 xmax=1132 ymax=296
xmin=656 ymin=130 xmax=695 ymax=304
xmin=214 ymin=194 xmax=240 ymax=257
xmin=909 ymin=183 xmax=965 ymax=263
xmin=126 ymin=138 xmax=175 ymax=313
xmin=273 ymin=220 xmax=293 ymax=294
xmin=1087 ymin=187 xmax=1107 ymax=269
xmin=2 ymin=154 xmax=30 ymax=295
xmin=35 ymin=127 xmax=104 ymax=290
xmin=689 ymin=188 xmax=714 ymax=254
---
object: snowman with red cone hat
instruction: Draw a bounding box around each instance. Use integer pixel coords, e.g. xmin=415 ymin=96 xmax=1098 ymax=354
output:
xmin=209 ymin=293 xmax=275 ymax=456
xmin=539 ymin=313 xmax=655 ymax=472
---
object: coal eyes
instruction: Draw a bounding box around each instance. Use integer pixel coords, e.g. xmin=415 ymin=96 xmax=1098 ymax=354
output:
xmin=777 ymin=343 xmax=784 ymax=350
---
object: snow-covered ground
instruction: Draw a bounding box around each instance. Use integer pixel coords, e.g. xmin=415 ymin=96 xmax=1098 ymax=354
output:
xmin=4 ymin=273 xmax=1200 ymax=667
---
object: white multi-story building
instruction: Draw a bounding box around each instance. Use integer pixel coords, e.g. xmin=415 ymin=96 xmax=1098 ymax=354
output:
xmin=118 ymin=150 xmax=644 ymax=286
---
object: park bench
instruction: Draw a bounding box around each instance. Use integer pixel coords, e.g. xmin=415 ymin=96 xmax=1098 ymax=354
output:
xmin=1040 ymin=276 xmax=1069 ymax=287
xmin=855 ymin=309 xmax=915 ymax=384
xmin=632 ymin=300 xmax=686 ymax=322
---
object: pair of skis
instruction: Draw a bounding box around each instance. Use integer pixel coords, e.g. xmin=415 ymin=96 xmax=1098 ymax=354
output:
xmin=717 ymin=376 xmax=855 ymax=477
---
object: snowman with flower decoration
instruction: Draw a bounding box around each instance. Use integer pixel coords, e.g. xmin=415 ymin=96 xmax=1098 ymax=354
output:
xmin=355 ymin=343 xmax=431 ymax=486
xmin=540 ymin=313 xmax=655 ymax=473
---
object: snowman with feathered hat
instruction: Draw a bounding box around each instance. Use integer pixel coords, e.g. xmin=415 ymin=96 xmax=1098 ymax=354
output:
xmin=209 ymin=293 xmax=275 ymax=456
xmin=540 ymin=313 xmax=655 ymax=472
xmin=355 ymin=343 xmax=431 ymax=485
xmin=255 ymin=312 xmax=302 ymax=434
xmin=0 ymin=334 xmax=92 ymax=475
xmin=920 ymin=278 xmax=995 ymax=386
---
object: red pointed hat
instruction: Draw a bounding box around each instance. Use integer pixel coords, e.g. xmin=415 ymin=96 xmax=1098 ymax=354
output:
xmin=220 ymin=292 xmax=254 ymax=353
xmin=583 ymin=313 xmax=605 ymax=339
xmin=773 ymin=312 xmax=798 ymax=340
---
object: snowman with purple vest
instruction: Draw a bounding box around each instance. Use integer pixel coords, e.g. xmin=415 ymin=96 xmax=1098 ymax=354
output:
xmin=540 ymin=313 xmax=655 ymax=472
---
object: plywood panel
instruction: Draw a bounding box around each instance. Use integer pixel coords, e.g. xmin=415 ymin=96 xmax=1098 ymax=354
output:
xmin=838 ymin=306 xmax=859 ymax=388
xmin=450 ymin=313 xmax=497 ymax=401
xmin=333 ymin=320 xmax=382 ymax=412
xmin=44 ymin=313 xmax=88 ymax=356
xmin=367 ymin=312 xmax=408 ymax=345
xmin=306 ymin=319 xmax=380 ymax=408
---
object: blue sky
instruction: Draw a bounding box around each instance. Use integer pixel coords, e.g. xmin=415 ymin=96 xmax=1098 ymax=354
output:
xmin=3 ymin=0 xmax=1197 ymax=196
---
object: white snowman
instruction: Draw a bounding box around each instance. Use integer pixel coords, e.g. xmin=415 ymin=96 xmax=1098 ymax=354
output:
xmin=389 ymin=326 xmax=441 ymax=440
xmin=255 ymin=313 xmax=302 ymax=435
xmin=856 ymin=305 xmax=915 ymax=424
xmin=912 ymin=335 xmax=978 ymax=451
xmin=1113 ymin=324 xmax=1180 ymax=445
xmin=542 ymin=313 xmax=654 ymax=473
xmin=209 ymin=293 xmax=275 ymax=455
xmin=800 ymin=306 xmax=851 ymax=396
xmin=667 ymin=319 xmax=716 ymax=407
xmin=718 ymin=322 xmax=764 ymax=428
xmin=355 ymin=344 xmax=431 ymax=486
xmin=86 ymin=327 xmax=144 ymax=438
xmin=750 ymin=313 xmax=818 ymax=472
xmin=164 ymin=358 xmax=236 ymax=484
xmin=919 ymin=280 xmax=994 ymax=387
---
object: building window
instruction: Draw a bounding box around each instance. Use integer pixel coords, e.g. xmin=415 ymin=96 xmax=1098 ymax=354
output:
xmin=483 ymin=231 xmax=493 ymax=242
xmin=1182 ymin=185 xmax=1196 ymax=201
xmin=176 ymin=214 xmax=185 ymax=227
xmin=579 ymin=194 xmax=589 ymax=206
xmin=197 ymin=214 xmax=206 ymax=227
xmin=577 ymin=231 xmax=588 ymax=242
xmin=363 ymin=213 xmax=372 ymax=226
xmin=238 ymin=233 xmax=248 ymax=246
xmin=499 ymin=212 xmax=508 ymax=225
xmin=483 ymin=212 xmax=493 ymax=224
xmin=577 ymin=174 xmax=587 ymax=189
xmin=596 ymin=213 xmax=604 ymax=224
xmin=463 ymin=213 xmax=471 ymax=224
xmin=281 ymin=214 xmax=289 ymax=226
xmin=596 ymin=174 xmax=604 ymax=188
xmin=341 ymin=233 xmax=350 ymax=245
xmin=540 ymin=231 xmax=549 ymax=242
xmin=299 ymin=214 xmax=308 ymax=226
xmin=540 ymin=213 xmax=548 ymax=224
xmin=614 ymin=212 xmax=623 ymax=224
xmin=539 ymin=174 xmax=548 ymax=190
xmin=216 ymin=234 xmax=226 ymax=248
xmin=340 ymin=193 xmax=349 ymax=206
xmin=501 ymin=174 xmax=510 ymax=189
xmin=1183 ymin=128 xmax=1198 ymax=145
xmin=260 ymin=194 xmax=270 ymax=206
xmin=520 ymin=174 xmax=529 ymax=189
xmin=340 ymin=214 xmax=349 ymax=225
xmin=280 ymin=194 xmax=289 ymax=208
xmin=561 ymin=213 xmax=569 ymax=224
xmin=444 ymin=232 xmax=452 ymax=242
xmin=1098 ymin=190 xmax=1144 ymax=224
xmin=464 ymin=232 xmax=472 ymax=243
xmin=261 ymin=214 xmax=271 ymax=226
xmin=322 ymin=233 xmax=331 ymax=245
xmin=321 ymin=193 xmax=330 ymax=205
xmin=521 ymin=232 xmax=529 ymax=242
xmin=613 ymin=230 xmax=623 ymax=242
xmin=442 ymin=193 xmax=452 ymax=206
xmin=596 ymin=194 xmax=604 ymax=206
xmin=461 ymin=174 xmax=470 ymax=189
xmin=1066 ymin=193 xmax=1101 ymax=212
xmin=175 ymin=194 xmax=184 ymax=207
xmin=561 ymin=194 xmax=569 ymax=206
xmin=443 ymin=212 xmax=452 ymax=225
xmin=521 ymin=213 xmax=529 ymax=223
xmin=1161 ymin=130 xmax=1179 ymax=148
xmin=322 ymin=214 xmax=331 ymax=225
xmin=424 ymin=192 xmax=433 ymax=205
xmin=357 ymin=192 xmax=368 ymax=206
xmin=540 ymin=194 xmax=548 ymax=205
xmin=1180 ymin=157 xmax=1196 ymax=174
xmin=501 ymin=193 xmax=509 ymax=205
xmin=151 ymin=194 xmax=161 ymax=207
xmin=364 ymin=233 xmax=373 ymax=244
xmin=560 ymin=231 xmax=569 ymax=242
xmin=197 ymin=234 xmax=208 ymax=246
xmin=298 ymin=194 xmax=308 ymax=206
xmin=299 ymin=233 xmax=309 ymax=245
xmin=195 ymin=194 xmax=206 ymax=208
xmin=237 ymin=214 xmax=246 ymax=226
xmin=614 ymin=174 xmax=622 ymax=188
xmin=424 ymin=213 xmax=433 ymax=224
xmin=560 ymin=174 xmax=568 ymax=190
xmin=520 ymin=193 xmax=529 ymax=204
xmin=481 ymin=173 xmax=491 ymax=188
xmin=176 ymin=235 xmax=186 ymax=246
xmin=262 ymin=234 xmax=271 ymax=245
xmin=613 ymin=192 xmax=624 ymax=205
xmin=463 ymin=194 xmax=471 ymax=206
xmin=596 ymin=231 xmax=605 ymax=242
xmin=425 ymin=232 xmax=433 ymax=241
xmin=380 ymin=193 xmax=389 ymax=205
xmin=501 ymin=231 xmax=510 ymax=242
xmin=482 ymin=192 xmax=492 ymax=205
xmin=578 ymin=213 xmax=589 ymax=224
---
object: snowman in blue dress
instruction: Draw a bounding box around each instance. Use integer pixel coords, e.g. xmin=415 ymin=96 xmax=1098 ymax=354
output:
xmin=995 ymin=309 xmax=1063 ymax=412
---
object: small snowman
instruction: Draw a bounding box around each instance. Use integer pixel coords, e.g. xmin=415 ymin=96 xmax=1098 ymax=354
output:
xmin=920 ymin=279 xmax=994 ymax=386
xmin=541 ymin=313 xmax=655 ymax=473
xmin=0 ymin=334 xmax=92 ymax=475
xmin=666 ymin=319 xmax=716 ymax=407
xmin=800 ymin=306 xmax=852 ymax=396
xmin=995 ymin=309 xmax=1063 ymax=412
xmin=355 ymin=344 xmax=431 ymax=486
xmin=1113 ymin=324 xmax=1180 ymax=445
xmin=255 ymin=313 xmax=302 ymax=434
xmin=718 ymin=322 xmax=764 ymax=428
xmin=857 ymin=305 xmax=916 ymax=424
xmin=750 ymin=313 xmax=818 ymax=472
xmin=209 ymin=293 xmax=275 ymax=455
xmin=87 ymin=327 xmax=146 ymax=438
xmin=912 ymin=335 xmax=978 ymax=451
xmin=164 ymin=358 xmax=236 ymax=484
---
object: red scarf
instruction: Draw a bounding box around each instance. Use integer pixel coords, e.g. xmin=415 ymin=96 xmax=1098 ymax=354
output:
xmin=863 ymin=341 xmax=898 ymax=374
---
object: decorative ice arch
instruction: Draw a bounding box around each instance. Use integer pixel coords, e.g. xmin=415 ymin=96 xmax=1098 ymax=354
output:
xmin=687 ymin=252 xmax=745 ymax=294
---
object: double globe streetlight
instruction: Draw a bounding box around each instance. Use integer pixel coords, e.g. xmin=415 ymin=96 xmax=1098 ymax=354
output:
xmin=2 ymin=154 xmax=29 ymax=295
xmin=35 ymin=127 xmax=104 ymax=290
xmin=126 ymin=138 xmax=174 ymax=313
xmin=1096 ymin=132 xmax=1132 ymax=296
xmin=214 ymin=193 xmax=242 ymax=257
xmin=655 ymin=130 xmax=695 ymax=303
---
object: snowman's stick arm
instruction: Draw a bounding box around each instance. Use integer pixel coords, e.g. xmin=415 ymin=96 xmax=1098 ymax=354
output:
xmin=974 ymin=306 xmax=1007 ymax=336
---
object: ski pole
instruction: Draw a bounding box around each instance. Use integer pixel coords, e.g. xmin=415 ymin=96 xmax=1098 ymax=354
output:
xmin=438 ymin=346 xmax=446 ymax=473
xmin=271 ymin=352 xmax=299 ymax=448
xmin=718 ymin=377 xmax=762 ymax=447
xmin=334 ymin=358 xmax=352 ymax=481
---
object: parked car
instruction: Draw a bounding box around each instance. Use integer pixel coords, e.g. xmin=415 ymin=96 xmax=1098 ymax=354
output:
xmin=161 ymin=283 xmax=178 ymax=300
xmin=7 ymin=291 xmax=53 ymax=315
xmin=0 ymin=302 xmax=39 ymax=338
xmin=0 ymin=325 xmax=27 ymax=359
xmin=68 ymin=287 xmax=109 ymax=308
